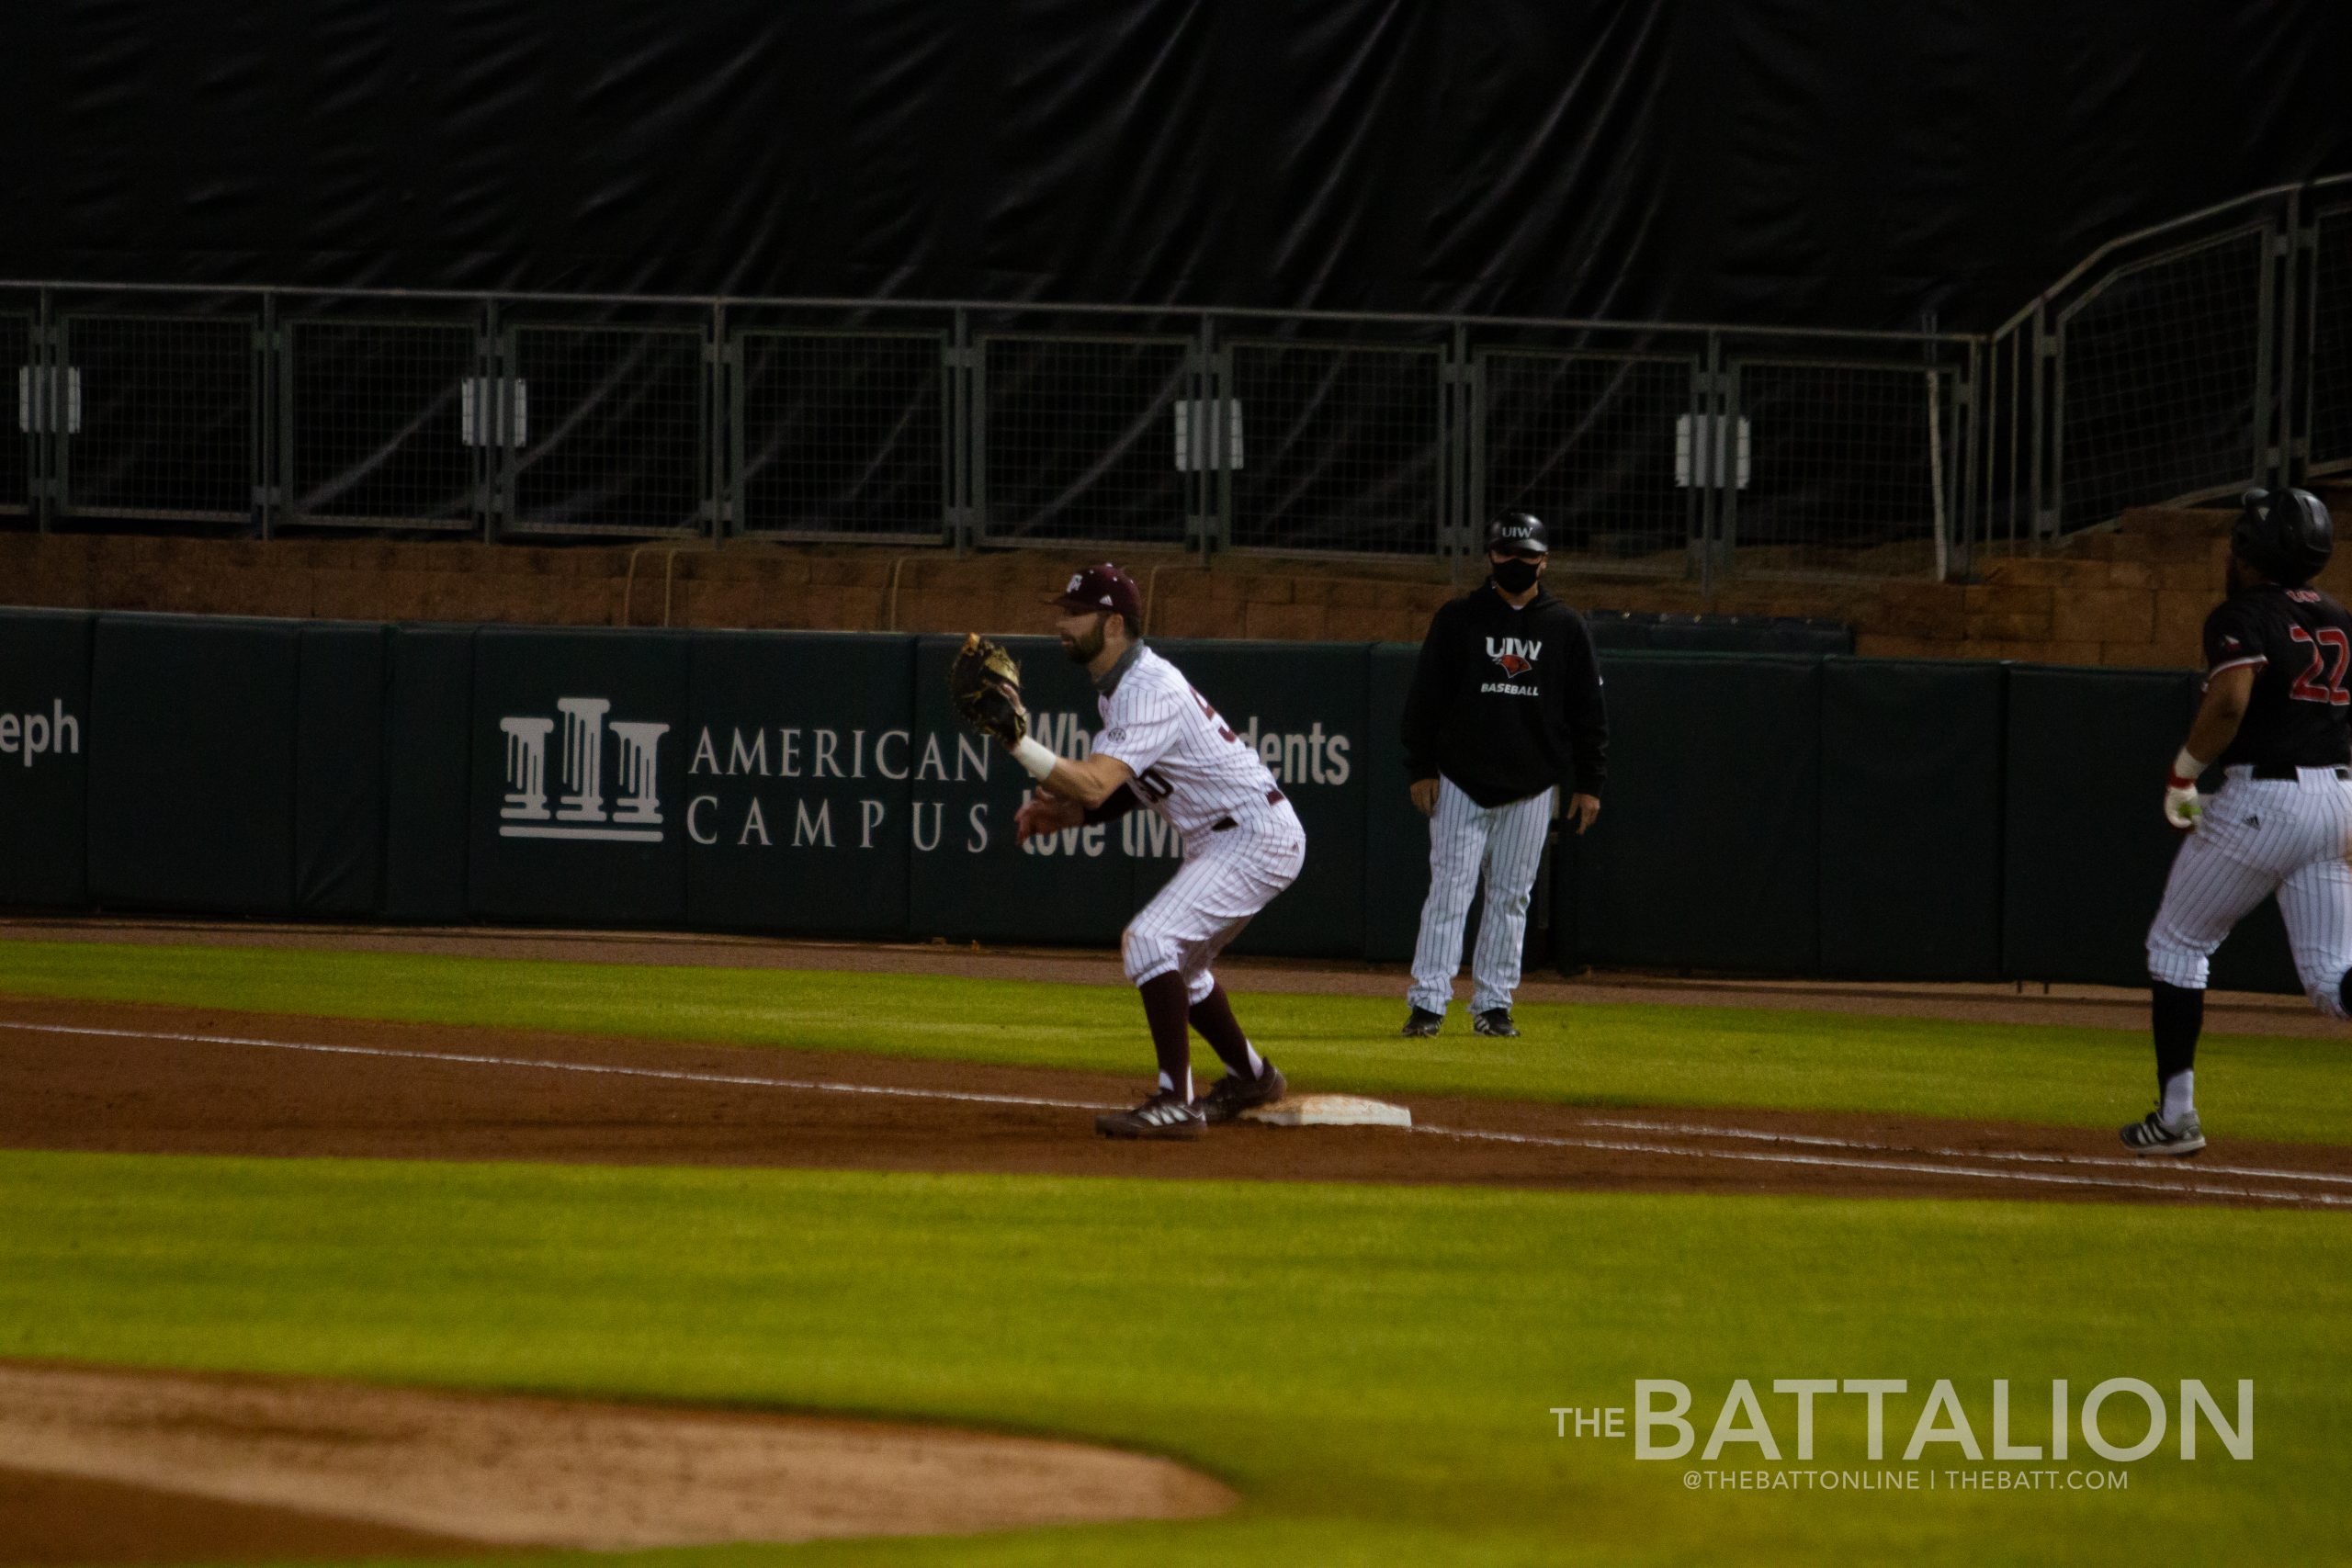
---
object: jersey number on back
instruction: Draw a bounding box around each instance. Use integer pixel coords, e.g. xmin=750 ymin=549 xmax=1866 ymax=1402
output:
xmin=2287 ymin=626 xmax=2351 ymax=705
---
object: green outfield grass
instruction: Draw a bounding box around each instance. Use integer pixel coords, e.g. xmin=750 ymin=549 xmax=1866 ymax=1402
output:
xmin=1 ymin=939 xmax=2347 ymax=1143
xmin=3 ymin=1148 xmax=2346 ymax=1568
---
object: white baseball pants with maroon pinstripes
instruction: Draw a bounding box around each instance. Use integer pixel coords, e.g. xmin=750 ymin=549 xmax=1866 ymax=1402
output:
xmin=1408 ymin=778 xmax=1555 ymax=1017
xmin=2147 ymin=767 xmax=2352 ymax=1018
xmin=1121 ymin=800 xmax=1306 ymax=1002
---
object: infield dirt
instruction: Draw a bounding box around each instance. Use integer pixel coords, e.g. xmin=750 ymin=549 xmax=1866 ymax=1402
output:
xmin=0 ymin=1360 xmax=1234 ymax=1563
xmin=5 ymin=995 xmax=2346 ymax=1208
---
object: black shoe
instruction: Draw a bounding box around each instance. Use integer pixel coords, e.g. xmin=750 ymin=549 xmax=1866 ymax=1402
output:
xmin=1474 ymin=1008 xmax=1519 ymax=1038
xmin=1400 ymin=1007 xmax=1443 ymax=1038
xmin=1095 ymin=1089 xmax=1206 ymax=1140
xmin=1194 ymin=1064 xmax=1287 ymax=1124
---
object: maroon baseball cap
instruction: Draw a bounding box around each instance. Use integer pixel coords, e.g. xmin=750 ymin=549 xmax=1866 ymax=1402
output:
xmin=1046 ymin=562 xmax=1144 ymax=627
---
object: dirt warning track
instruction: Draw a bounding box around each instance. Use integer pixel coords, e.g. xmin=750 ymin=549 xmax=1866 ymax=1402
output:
xmin=4 ymin=998 xmax=2348 ymax=1209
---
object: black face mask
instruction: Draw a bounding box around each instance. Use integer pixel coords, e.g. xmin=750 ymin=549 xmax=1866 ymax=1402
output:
xmin=1491 ymin=557 xmax=1541 ymax=593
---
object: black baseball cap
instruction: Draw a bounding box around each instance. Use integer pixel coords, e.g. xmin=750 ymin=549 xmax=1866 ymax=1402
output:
xmin=1487 ymin=513 xmax=1549 ymax=556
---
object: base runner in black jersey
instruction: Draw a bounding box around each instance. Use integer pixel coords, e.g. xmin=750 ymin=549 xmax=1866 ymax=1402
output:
xmin=2136 ymin=488 xmax=2351 ymax=1156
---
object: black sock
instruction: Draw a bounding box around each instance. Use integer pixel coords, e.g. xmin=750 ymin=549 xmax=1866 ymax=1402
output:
xmin=1188 ymin=983 xmax=1264 ymax=1079
xmin=2151 ymin=981 xmax=2203 ymax=1088
xmin=1137 ymin=973 xmax=1193 ymax=1098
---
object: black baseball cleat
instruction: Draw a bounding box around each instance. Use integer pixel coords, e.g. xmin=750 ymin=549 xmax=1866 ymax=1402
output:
xmin=2120 ymin=1109 xmax=2205 ymax=1157
xmin=1095 ymin=1089 xmax=1206 ymax=1140
xmin=1400 ymin=1007 xmax=1443 ymax=1038
xmin=1473 ymin=1008 xmax=1520 ymax=1038
xmin=1194 ymin=1063 xmax=1287 ymax=1124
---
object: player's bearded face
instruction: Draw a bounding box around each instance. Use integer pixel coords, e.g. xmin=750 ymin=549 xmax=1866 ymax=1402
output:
xmin=1061 ymin=612 xmax=1109 ymax=664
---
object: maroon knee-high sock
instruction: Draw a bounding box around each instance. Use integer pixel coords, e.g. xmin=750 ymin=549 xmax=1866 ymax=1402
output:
xmin=1136 ymin=973 xmax=1194 ymax=1097
xmin=1189 ymin=982 xmax=1266 ymax=1080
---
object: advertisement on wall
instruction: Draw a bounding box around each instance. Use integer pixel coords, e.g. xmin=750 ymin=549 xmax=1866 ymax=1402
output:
xmin=0 ymin=610 xmax=91 ymax=908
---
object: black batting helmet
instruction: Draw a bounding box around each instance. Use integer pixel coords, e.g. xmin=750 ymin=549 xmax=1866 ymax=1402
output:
xmin=2232 ymin=488 xmax=2333 ymax=585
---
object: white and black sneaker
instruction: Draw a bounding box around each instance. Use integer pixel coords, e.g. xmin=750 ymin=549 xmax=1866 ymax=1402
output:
xmin=1473 ymin=1008 xmax=1520 ymax=1038
xmin=1096 ymin=1089 xmax=1206 ymax=1140
xmin=2119 ymin=1108 xmax=2205 ymax=1157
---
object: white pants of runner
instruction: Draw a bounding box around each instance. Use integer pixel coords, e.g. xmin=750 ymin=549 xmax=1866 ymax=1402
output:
xmin=1122 ymin=799 xmax=1306 ymax=1003
xmin=1408 ymin=778 xmax=1555 ymax=1016
xmin=2146 ymin=765 xmax=2352 ymax=1019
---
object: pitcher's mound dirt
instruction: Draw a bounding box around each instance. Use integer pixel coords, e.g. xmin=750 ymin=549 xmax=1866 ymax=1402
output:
xmin=0 ymin=1361 xmax=1234 ymax=1564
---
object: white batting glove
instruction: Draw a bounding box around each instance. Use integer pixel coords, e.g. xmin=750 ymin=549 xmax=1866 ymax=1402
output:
xmin=2163 ymin=747 xmax=2207 ymax=830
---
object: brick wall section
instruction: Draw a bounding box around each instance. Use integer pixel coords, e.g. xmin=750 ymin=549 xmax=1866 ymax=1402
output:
xmin=5 ymin=481 xmax=2348 ymax=666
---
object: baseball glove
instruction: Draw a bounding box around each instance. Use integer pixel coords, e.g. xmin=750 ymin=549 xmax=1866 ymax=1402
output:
xmin=947 ymin=633 xmax=1028 ymax=747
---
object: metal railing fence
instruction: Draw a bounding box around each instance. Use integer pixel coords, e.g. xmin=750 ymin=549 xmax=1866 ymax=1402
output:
xmin=0 ymin=282 xmax=1979 ymax=585
xmin=1980 ymin=175 xmax=2352 ymax=561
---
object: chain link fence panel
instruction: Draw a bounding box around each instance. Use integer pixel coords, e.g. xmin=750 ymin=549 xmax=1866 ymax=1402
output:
xmin=1727 ymin=360 xmax=1952 ymax=577
xmin=734 ymin=330 xmax=946 ymax=540
xmin=977 ymin=334 xmax=1192 ymax=547
xmin=2052 ymin=229 xmax=2267 ymax=531
xmin=60 ymin=313 xmax=254 ymax=523
xmin=2308 ymin=207 xmax=2352 ymax=476
xmin=1476 ymin=350 xmax=1697 ymax=576
xmin=508 ymin=325 xmax=707 ymax=537
xmin=286 ymin=319 xmax=478 ymax=530
xmin=1 ymin=311 xmax=29 ymax=520
xmin=1223 ymin=341 xmax=1442 ymax=555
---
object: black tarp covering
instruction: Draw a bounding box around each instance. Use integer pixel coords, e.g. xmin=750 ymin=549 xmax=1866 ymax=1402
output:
xmin=6 ymin=2 xmax=2347 ymax=330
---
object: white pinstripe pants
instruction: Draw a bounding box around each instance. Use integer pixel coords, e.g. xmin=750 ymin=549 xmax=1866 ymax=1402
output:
xmin=1122 ymin=801 xmax=1306 ymax=1003
xmin=2147 ymin=769 xmax=2352 ymax=1019
xmin=1408 ymin=778 xmax=1555 ymax=1016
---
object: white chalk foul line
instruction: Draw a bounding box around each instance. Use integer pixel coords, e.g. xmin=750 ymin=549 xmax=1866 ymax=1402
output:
xmin=1580 ymin=1114 xmax=2352 ymax=1189
xmin=6 ymin=1018 xmax=2344 ymax=1207
xmin=1413 ymin=1123 xmax=2352 ymax=1209
xmin=0 ymin=1020 xmax=1121 ymax=1113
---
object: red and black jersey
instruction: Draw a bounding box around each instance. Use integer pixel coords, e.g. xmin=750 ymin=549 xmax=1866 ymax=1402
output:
xmin=2202 ymin=582 xmax=2352 ymax=770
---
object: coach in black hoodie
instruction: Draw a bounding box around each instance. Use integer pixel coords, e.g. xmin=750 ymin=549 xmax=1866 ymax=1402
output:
xmin=1397 ymin=513 xmax=1607 ymax=1039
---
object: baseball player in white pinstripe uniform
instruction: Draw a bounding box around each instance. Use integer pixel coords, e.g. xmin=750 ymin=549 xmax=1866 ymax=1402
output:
xmin=1400 ymin=514 xmax=1608 ymax=1038
xmin=1000 ymin=564 xmax=1306 ymax=1139
xmin=2135 ymin=488 xmax=2348 ymax=1156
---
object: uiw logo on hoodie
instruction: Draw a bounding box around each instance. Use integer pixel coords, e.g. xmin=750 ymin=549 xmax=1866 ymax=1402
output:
xmin=1486 ymin=637 xmax=1542 ymax=679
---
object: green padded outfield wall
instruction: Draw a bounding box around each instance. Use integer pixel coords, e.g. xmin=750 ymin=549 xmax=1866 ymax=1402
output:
xmin=1 ymin=604 xmax=2323 ymax=998
xmin=0 ymin=611 xmax=92 ymax=908
xmin=294 ymin=624 xmax=388 ymax=917
xmin=684 ymin=632 xmax=916 ymax=938
xmin=1362 ymin=644 xmax=1430 ymax=963
xmin=87 ymin=615 xmax=301 ymax=917
xmin=382 ymin=627 xmax=475 ymax=922
xmin=1563 ymin=654 xmax=1824 ymax=976
xmin=1817 ymin=659 xmax=2006 ymax=980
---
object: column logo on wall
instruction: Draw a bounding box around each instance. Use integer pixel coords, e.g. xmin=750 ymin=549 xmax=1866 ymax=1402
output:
xmin=497 ymin=697 xmax=672 ymax=843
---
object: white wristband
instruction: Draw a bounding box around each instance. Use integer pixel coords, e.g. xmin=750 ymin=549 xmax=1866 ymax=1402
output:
xmin=2171 ymin=747 xmax=2207 ymax=785
xmin=1012 ymin=737 xmax=1058 ymax=782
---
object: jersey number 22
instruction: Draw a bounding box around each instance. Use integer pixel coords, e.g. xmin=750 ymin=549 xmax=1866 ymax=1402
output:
xmin=2287 ymin=626 xmax=2351 ymax=705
